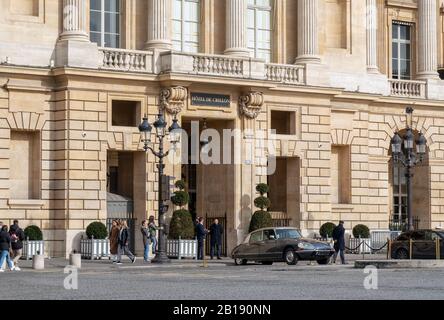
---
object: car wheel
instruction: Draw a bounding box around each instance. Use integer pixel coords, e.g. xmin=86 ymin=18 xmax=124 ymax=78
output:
xmin=317 ymin=258 xmax=330 ymax=265
xmin=284 ymin=249 xmax=298 ymax=265
xmin=261 ymin=261 xmax=273 ymax=265
xmin=234 ymin=258 xmax=247 ymax=265
xmin=395 ymin=248 xmax=409 ymax=260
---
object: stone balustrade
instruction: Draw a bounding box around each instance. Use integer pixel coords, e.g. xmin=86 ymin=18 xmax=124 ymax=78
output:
xmin=265 ymin=63 xmax=305 ymax=84
xmin=389 ymin=79 xmax=426 ymax=98
xmin=99 ymin=48 xmax=153 ymax=73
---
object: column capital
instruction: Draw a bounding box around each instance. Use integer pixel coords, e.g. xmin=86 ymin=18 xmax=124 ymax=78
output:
xmin=160 ymin=86 xmax=188 ymax=115
xmin=239 ymin=92 xmax=264 ymax=119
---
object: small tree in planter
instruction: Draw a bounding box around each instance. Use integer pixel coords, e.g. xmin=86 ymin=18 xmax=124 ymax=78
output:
xmin=168 ymin=180 xmax=197 ymax=259
xmin=22 ymin=225 xmax=44 ymax=260
xmin=81 ymin=221 xmax=110 ymax=260
xmin=350 ymin=224 xmax=371 ymax=254
xmin=319 ymin=222 xmax=336 ymax=239
xmin=249 ymin=183 xmax=272 ymax=233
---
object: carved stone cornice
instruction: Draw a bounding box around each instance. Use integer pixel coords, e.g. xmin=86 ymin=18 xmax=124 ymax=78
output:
xmin=160 ymin=86 xmax=188 ymax=115
xmin=239 ymin=91 xmax=264 ymax=119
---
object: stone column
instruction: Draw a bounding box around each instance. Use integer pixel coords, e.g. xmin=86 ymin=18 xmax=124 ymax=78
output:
xmin=295 ymin=0 xmax=320 ymax=64
xmin=145 ymin=0 xmax=172 ymax=50
xmin=60 ymin=0 xmax=89 ymax=41
xmin=225 ymin=0 xmax=249 ymax=57
xmin=366 ymin=0 xmax=379 ymax=73
xmin=417 ymin=0 xmax=438 ymax=80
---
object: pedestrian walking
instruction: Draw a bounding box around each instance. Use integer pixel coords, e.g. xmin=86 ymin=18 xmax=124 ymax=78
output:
xmin=116 ymin=220 xmax=136 ymax=265
xmin=148 ymin=215 xmax=158 ymax=255
xmin=209 ymin=219 xmax=223 ymax=260
xmin=109 ymin=219 xmax=120 ymax=263
xmin=9 ymin=220 xmax=25 ymax=271
xmin=141 ymin=220 xmax=151 ymax=262
xmin=0 ymin=225 xmax=15 ymax=272
xmin=196 ymin=217 xmax=208 ymax=260
xmin=332 ymin=220 xmax=346 ymax=264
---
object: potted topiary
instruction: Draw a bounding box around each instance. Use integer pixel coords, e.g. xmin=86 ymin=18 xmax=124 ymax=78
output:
xmin=80 ymin=221 xmax=110 ymax=260
xmin=22 ymin=225 xmax=45 ymax=260
xmin=319 ymin=222 xmax=336 ymax=239
xmin=249 ymin=183 xmax=273 ymax=233
xmin=349 ymin=224 xmax=371 ymax=254
xmin=167 ymin=180 xmax=197 ymax=259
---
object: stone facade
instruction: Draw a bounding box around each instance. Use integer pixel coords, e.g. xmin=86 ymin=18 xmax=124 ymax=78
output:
xmin=1 ymin=0 xmax=444 ymax=257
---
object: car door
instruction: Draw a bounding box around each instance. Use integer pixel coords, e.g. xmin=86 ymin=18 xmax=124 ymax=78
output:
xmin=243 ymin=230 xmax=263 ymax=259
xmin=410 ymin=231 xmax=427 ymax=259
xmin=257 ymin=229 xmax=278 ymax=260
xmin=424 ymin=231 xmax=443 ymax=259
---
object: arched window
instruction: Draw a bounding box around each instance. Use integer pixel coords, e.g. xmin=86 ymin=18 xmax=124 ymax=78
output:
xmin=90 ymin=0 xmax=121 ymax=48
xmin=172 ymin=0 xmax=201 ymax=53
xmin=247 ymin=0 xmax=272 ymax=62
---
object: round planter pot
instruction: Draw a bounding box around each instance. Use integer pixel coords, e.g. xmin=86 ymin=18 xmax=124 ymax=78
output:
xmin=69 ymin=253 xmax=81 ymax=268
xmin=32 ymin=255 xmax=44 ymax=270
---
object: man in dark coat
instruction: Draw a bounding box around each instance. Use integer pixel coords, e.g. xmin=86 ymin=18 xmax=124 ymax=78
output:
xmin=332 ymin=221 xmax=346 ymax=264
xmin=196 ymin=217 xmax=208 ymax=260
xmin=9 ymin=220 xmax=25 ymax=271
xmin=209 ymin=219 xmax=223 ymax=259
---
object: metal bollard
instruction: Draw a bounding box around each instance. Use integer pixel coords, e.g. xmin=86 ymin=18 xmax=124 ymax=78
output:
xmin=409 ymin=239 xmax=413 ymax=260
xmin=387 ymin=238 xmax=391 ymax=260
xmin=436 ymin=238 xmax=441 ymax=260
xmin=32 ymin=254 xmax=44 ymax=270
xmin=69 ymin=253 xmax=82 ymax=268
xmin=202 ymin=239 xmax=208 ymax=268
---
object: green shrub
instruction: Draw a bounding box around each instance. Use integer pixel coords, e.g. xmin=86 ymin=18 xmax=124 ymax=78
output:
xmin=254 ymin=196 xmax=271 ymax=210
xmin=175 ymin=180 xmax=186 ymax=190
xmin=171 ymin=190 xmax=190 ymax=207
xmin=256 ymin=183 xmax=269 ymax=195
xmin=85 ymin=222 xmax=108 ymax=240
xmin=352 ymin=224 xmax=370 ymax=238
xmin=249 ymin=210 xmax=273 ymax=233
xmin=319 ymin=222 xmax=336 ymax=238
xmin=169 ymin=209 xmax=195 ymax=239
xmin=24 ymin=225 xmax=43 ymax=241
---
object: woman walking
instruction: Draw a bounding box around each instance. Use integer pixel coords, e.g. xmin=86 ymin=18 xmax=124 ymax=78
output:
xmin=116 ymin=220 xmax=136 ymax=265
xmin=141 ymin=220 xmax=151 ymax=262
xmin=148 ymin=216 xmax=158 ymax=255
xmin=109 ymin=220 xmax=120 ymax=263
xmin=0 ymin=225 xmax=15 ymax=272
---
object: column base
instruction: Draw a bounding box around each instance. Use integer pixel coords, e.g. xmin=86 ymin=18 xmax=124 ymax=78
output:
xmin=151 ymin=251 xmax=171 ymax=264
xmin=416 ymin=71 xmax=440 ymax=80
xmin=367 ymin=66 xmax=380 ymax=74
xmin=55 ymin=40 xmax=99 ymax=69
xmin=224 ymin=48 xmax=250 ymax=58
xmin=145 ymin=40 xmax=172 ymax=51
xmin=295 ymin=55 xmax=321 ymax=64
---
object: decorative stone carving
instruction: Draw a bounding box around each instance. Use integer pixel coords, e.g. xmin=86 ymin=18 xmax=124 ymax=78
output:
xmin=239 ymin=92 xmax=264 ymax=119
xmin=160 ymin=86 xmax=188 ymax=115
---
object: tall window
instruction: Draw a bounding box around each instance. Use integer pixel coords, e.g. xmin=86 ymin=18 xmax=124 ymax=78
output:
xmin=172 ymin=0 xmax=200 ymax=53
xmin=331 ymin=145 xmax=351 ymax=204
xmin=247 ymin=0 xmax=272 ymax=62
xmin=90 ymin=0 xmax=121 ymax=48
xmin=392 ymin=22 xmax=412 ymax=80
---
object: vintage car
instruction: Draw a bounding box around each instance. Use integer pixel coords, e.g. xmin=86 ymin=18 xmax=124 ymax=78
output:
xmin=231 ymin=227 xmax=335 ymax=265
xmin=391 ymin=229 xmax=444 ymax=259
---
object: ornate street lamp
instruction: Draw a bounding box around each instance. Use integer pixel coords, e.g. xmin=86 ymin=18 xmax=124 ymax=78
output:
xmin=139 ymin=113 xmax=181 ymax=263
xmin=390 ymin=107 xmax=427 ymax=231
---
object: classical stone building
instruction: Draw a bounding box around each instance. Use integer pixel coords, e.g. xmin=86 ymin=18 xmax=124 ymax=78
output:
xmin=1 ymin=0 xmax=444 ymax=257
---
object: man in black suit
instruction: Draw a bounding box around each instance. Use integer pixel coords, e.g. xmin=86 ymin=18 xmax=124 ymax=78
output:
xmin=332 ymin=221 xmax=346 ymax=264
xmin=209 ymin=219 xmax=223 ymax=260
xmin=196 ymin=217 xmax=208 ymax=260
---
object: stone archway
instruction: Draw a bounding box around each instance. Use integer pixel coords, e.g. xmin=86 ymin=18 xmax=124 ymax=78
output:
xmin=388 ymin=129 xmax=431 ymax=230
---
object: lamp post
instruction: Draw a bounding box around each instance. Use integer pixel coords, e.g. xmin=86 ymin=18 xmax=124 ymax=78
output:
xmin=139 ymin=113 xmax=181 ymax=263
xmin=390 ymin=107 xmax=427 ymax=231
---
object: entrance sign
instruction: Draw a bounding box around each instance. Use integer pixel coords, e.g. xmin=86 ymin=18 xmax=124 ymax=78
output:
xmin=191 ymin=93 xmax=231 ymax=108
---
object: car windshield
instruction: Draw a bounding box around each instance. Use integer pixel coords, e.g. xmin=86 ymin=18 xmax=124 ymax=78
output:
xmin=276 ymin=229 xmax=302 ymax=240
xmin=436 ymin=231 xmax=444 ymax=239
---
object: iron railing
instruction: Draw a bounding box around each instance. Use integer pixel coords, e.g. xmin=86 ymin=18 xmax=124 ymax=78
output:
xmin=389 ymin=216 xmax=420 ymax=231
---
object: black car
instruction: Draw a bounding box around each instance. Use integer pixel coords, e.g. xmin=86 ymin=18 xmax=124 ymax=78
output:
xmin=391 ymin=229 xmax=444 ymax=259
xmin=231 ymin=227 xmax=335 ymax=265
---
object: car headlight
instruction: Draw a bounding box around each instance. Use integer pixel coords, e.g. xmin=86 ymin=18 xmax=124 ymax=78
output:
xmin=298 ymin=242 xmax=315 ymax=250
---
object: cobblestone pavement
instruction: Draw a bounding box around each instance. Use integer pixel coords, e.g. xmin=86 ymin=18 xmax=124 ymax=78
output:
xmin=1 ymin=254 xmax=443 ymax=300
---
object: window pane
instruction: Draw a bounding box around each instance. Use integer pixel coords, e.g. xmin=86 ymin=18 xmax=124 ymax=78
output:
xmin=105 ymin=0 xmax=120 ymax=12
xmin=247 ymin=29 xmax=255 ymax=48
xmin=392 ymin=59 xmax=398 ymax=78
xmin=400 ymin=60 xmax=410 ymax=78
xmin=256 ymin=0 xmax=271 ymax=6
xmin=400 ymin=25 xmax=410 ymax=40
xmin=90 ymin=10 xmax=102 ymax=32
xmin=90 ymin=0 xmax=101 ymax=11
xmin=400 ymin=43 xmax=410 ymax=59
xmin=172 ymin=40 xmax=182 ymax=51
xmin=90 ymin=32 xmax=102 ymax=46
xmin=172 ymin=21 xmax=182 ymax=41
xmin=392 ymin=25 xmax=398 ymax=39
xmin=173 ymin=0 xmax=182 ymax=19
xmin=247 ymin=9 xmax=255 ymax=28
xmin=104 ymin=34 xmax=119 ymax=48
xmin=257 ymin=10 xmax=270 ymax=29
xmin=392 ymin=43 xmax=398 ymax=59
xmin=105 ymin=12 xmax=120 ymax=34
xmin=185 ymin=1 xmax=199 ymax=21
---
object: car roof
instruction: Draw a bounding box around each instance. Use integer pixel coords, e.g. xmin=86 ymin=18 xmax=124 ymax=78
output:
xmin=249 ymin=227 xmax=299 ymax=234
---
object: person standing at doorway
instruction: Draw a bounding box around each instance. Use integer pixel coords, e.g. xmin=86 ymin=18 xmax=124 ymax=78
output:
xmin=109 ymin=220 xmax=120 ymax=263
xmin=116 ymin=220 xmax=136 ymax=265
xmin=9 ymin=220 xmax=25 ymax=270
xmin=148 ymin=216 xmax=158 ymax=255
xmin=141 ymin=220 xmax=151 ymax=262
xmin=196 ymin=217 xmax=208 ymax=260
xmin=332 ymin=221 xmax=346 ymax=264
xmin=209 ymin=219 xmax=223 ymax=260
xmin=0 ymin=225 xmax=15 ymax=272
